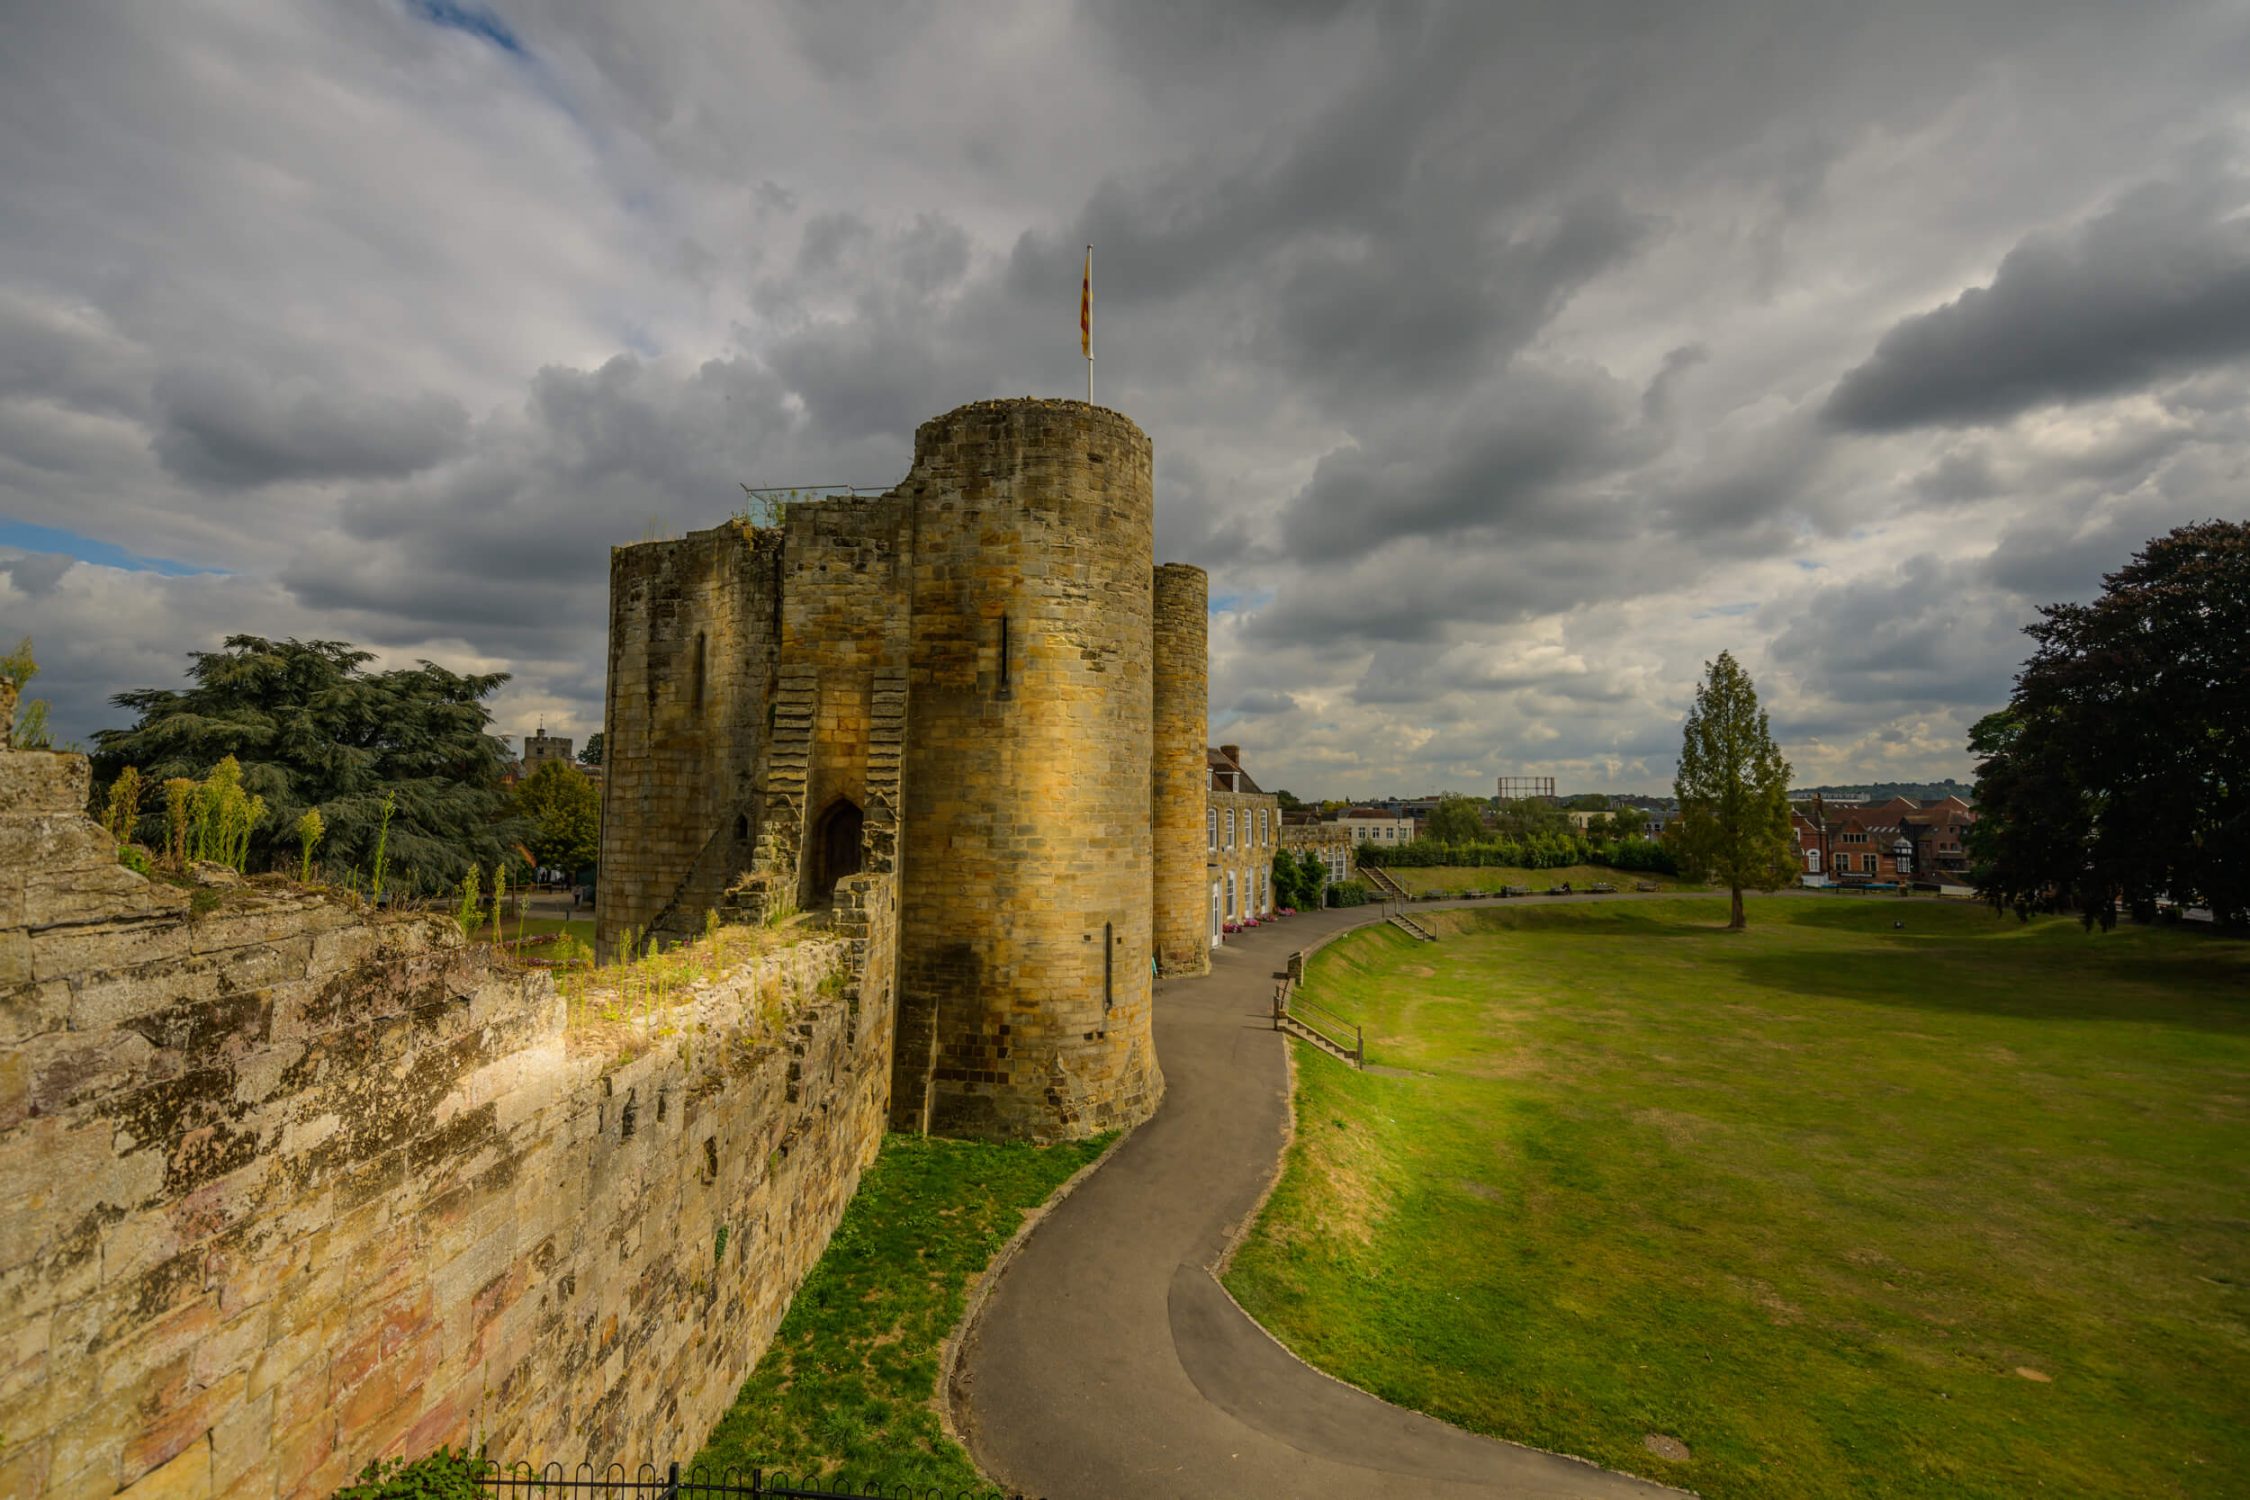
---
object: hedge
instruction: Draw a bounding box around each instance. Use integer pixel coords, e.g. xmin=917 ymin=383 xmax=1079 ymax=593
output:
xmin=1353 ymin=835 xmax=1677 ymax=875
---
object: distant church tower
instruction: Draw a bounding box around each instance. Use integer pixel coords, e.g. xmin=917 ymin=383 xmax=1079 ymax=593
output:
xmin=521 ymin=723 xmax=573 ymax=773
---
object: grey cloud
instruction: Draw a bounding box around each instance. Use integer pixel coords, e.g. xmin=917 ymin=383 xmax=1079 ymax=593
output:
xmin=1766 ymin=556 xmax=2023 ymax=708
xmin=1 ymin=551 xmax=75 ymax=599
xmin=1642 ymin=344 xmax=1709 ymax=422
xmin=152 ymin=365 xmax=470 ymax=488
xmin=1826 ymin=174 xmax=2250 ymax=431
xmin=8 ymin=0 xmax=2249 ymax=797
xmin=1229 ymin=688 xmax=1299 ymax=715
xmin=1275 ymin=363 xmax=1644 ymax=563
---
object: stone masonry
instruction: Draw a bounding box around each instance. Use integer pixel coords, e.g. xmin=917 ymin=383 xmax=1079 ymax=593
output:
xmin=599 ymin=399 xmax=1204 ymax=1142
xmin=1151 ymin=565 xmax=1210 ymax=976
xmin=1 ymin=741 xmax=899 ymax=1498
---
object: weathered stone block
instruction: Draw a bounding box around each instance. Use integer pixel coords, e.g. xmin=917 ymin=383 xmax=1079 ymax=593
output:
xmin=0 ymin=753 xmax=91 ymax=817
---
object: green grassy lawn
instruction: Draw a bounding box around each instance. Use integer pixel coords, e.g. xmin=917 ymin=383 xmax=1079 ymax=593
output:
xmin=1223 ymin=898 xmax=2250 ymax=1498
xmin=1377 ymin=863 xmax=1699 ymax=895
xmin=697 ymin=1132 xmax=1109 ymax=1492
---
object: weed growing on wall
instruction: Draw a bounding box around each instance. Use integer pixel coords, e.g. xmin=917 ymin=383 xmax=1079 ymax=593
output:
xmin=189 ymin=756 xmax=266 ymax=871
xmin=455 ymin=867 xmax=481 ymax=938
xmin=101 ymin=765 xmax=143 ymax=847
xmin=369 ymin=790 xmax=395 ymax=900
xmin=163 ymin=778 xmax=194 ymax=867
xmin=295 ymin=806 xmax=325 ymax=883
xmin=2 ymin=637 xmax=53 ymax=749
xmin=562 ymin=913 xmax=818 ymax=1046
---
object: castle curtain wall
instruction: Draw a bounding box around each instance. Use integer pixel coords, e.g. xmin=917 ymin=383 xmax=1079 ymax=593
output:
xmin=597 ymin=525 xmax=778 ymax=953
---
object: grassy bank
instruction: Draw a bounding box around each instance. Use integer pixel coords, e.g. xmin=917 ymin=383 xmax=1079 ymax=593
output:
xmin=1224 ymin=899 xmax=2249 ymax=1497
xmin=1375 ymin=863 xmax=1697 ymax=895
xmin=697 ymin=1132 xmax=1110 ymax=1493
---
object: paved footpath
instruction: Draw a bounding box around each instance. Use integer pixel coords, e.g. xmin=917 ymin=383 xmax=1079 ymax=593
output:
xmin=954 ymin=896 xmax=1691 ymax=1499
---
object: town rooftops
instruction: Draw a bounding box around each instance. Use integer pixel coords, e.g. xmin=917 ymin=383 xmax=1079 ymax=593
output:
xmin=1208 ymin=745 xmax=1266 ymax=795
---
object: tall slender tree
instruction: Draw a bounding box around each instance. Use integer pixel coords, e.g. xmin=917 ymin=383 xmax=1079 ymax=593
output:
xmin=1672 ymin=651 xmax=1797 ymax=930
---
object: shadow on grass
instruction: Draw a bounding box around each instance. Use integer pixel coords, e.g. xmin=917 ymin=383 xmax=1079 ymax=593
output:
xmin=1710 ymin=928 xmax=2250 ymax=1034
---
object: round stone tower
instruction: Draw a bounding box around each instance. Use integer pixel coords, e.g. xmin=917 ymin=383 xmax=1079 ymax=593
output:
xmin=892 ymin=399 xmax=1163 ymax=1141
xmin=1152 ymin=563 xmax=1210 ymax=975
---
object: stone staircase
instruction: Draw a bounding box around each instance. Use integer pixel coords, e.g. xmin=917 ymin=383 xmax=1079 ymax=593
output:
xmin=1360 ymin=864 xmax=1408 ymax=899
xmin=1387 ymin=912 xmax=1438 ymax=942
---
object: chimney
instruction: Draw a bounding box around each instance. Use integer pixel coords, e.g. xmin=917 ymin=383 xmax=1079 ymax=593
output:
xmin=1220 ymin=744 xmax=1242 ymax=767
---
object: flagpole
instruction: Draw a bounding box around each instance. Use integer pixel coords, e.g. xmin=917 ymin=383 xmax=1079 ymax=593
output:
xmin=1084 ymin=244 xmax=1094 ymax=404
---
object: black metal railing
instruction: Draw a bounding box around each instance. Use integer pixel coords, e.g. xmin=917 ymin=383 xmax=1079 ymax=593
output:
xmin=476 ymin=1460 xmax=1034 ymax=1500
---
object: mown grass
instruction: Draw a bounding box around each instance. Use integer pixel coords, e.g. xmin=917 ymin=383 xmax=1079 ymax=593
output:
xmin=696 ymin=1132 xmax=1111 ymax=1493
xmin=1224 ymin=898 xmax=2250 ymax=1498
xmin=1378 ymin=863 xmax=1700 ymax=895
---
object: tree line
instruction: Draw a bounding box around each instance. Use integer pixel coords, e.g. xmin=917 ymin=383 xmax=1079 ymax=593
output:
xmin=80 ymin=635 xmax=599 ymax=901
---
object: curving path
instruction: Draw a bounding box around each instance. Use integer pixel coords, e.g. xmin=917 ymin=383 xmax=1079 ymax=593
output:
xmin=952 ymin=896 xmax=1695 ymax=1499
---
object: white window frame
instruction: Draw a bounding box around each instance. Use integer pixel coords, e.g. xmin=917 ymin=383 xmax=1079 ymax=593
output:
xmin=1226 ymin=871 xmax=1236 ymax=918
xmin=1226 ymin=808 xmax=1236 ymax=849
xmin=1208 ymin=808 xmax=1216 ymax=850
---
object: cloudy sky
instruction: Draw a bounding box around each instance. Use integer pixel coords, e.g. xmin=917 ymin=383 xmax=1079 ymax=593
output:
xmin=4 ymin=1 xmax=2248 ymax=798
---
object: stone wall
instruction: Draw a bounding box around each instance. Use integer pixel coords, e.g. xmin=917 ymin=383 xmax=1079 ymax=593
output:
xmin=1150 ymin=565 xmax=1209 ymax=977
xmin=1280 ymin=821 xmax=1356 ymax=887
xmin=598 ymin=523 xmax=780 ymax=951
xmin=2 ymin=748 xmax=897 ymax=1499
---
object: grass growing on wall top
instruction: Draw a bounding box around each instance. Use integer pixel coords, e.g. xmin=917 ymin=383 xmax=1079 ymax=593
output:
xmin=1224 ymin=898 xmax=2250 ymax=1498
xmin=697 ymin=1131 xmax=1112 ymax=1494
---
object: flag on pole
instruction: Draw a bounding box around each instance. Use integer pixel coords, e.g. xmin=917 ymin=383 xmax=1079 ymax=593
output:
xmin=1080 ymin=246 xmax=1093 ymax=359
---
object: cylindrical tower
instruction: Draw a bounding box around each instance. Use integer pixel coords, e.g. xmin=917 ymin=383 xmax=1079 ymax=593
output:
xmin=1151 ymin=563 xmax=1210 ymax=976
xmin=892 ymin=399 xmax=1163 ymax=1141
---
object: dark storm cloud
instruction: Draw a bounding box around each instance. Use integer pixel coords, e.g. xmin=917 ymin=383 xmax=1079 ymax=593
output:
xmin=1275 ymin=363 xmax=1645 ymax=563
xmin=1826 ymin=174 xmax=2250 ymax=432
xmin=151 ymin=365 xmax=471 ymax=487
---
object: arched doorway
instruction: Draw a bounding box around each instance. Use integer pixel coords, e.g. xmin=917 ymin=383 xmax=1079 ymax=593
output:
xmin=812 ymin=797 xmax=864 ymax=906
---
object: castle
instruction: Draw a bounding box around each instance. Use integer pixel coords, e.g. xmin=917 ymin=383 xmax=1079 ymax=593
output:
xmin=597 ymin=398 xmax=1211 ymax=1142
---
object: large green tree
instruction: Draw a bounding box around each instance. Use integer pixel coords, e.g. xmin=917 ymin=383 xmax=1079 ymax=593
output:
xmin=1673 ymin=651 xmax=1797 ymax=930
xmin=514 ymin=758 xmax=602 ymax=874
xmin=1421 ymin=793 xmax=1487 ymax=845
xmin=90 ymin=636 xmax=522 ymax=894
xmin=1492 ymin=796 xmax=1570 ymax=841
xmin=1970 ymin=520 xmax=2248 ymax=930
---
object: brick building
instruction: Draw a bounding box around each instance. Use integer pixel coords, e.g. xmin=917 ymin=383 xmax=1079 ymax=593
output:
xmin=1792 ymin=795 xmax=1976 ymax=884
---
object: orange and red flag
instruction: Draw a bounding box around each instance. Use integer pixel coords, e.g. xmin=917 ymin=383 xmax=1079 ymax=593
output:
xmin=1080 ymin=246 xmax=1092 ymax=359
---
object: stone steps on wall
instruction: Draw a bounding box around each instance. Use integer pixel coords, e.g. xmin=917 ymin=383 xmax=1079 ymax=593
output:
xmin=1387 ymin=912 xmax=1438 ymax=943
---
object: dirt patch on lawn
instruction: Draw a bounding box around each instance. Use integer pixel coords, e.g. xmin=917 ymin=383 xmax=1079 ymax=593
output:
xmin=1643 ymin=1434 xmax=1692 ymax=1461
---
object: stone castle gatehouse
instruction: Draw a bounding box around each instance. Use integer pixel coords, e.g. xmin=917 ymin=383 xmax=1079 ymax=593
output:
xmin=598 ymin=399 xmax=1210 ymax=1142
